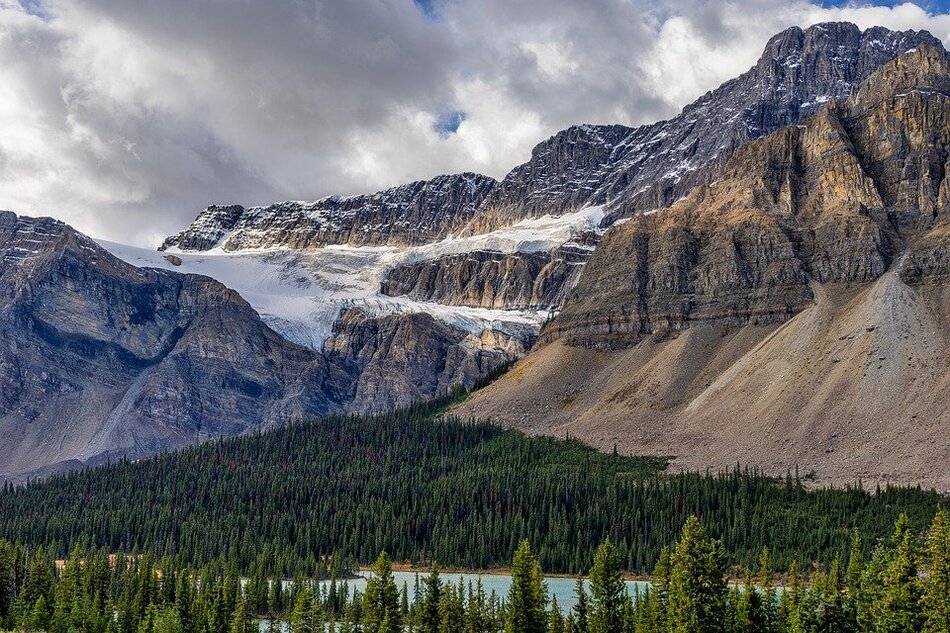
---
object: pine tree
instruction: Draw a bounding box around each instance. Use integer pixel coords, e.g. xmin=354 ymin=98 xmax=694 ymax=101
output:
xmin=842 ymin=530 xmax=863 ymax=632
xmin=230 ymin=595 xmax=253 ymax=633
xmin=505 ymin=541 xmax=546 ymax=633
xmin=268 ymin=576 xmax=284 ymax=617
xmin=651 ymin=547 xmax=671 ymax=632
xmin=733 ymin=572 xmax=763 ymax=633
xmin=857 ymin=546 xmax=887 ymax=632
xmin=439 ymin=581 xmax=464 ymax=633
xmin=363 ymin=553 xmax=401 ymax=633
xmin=420 ymin=567 xmax=442 ymax=633
xmin=464 ymin=579 xmax=488 ymax=633
xmin=875 ymin=514 xmax=924 ymax=633
xmin=31 ymin=595 xmax=50 ymax=632
xmin=588 ymin=538 xmax=625 ymax=633
xmin=290 ymin=588 xmax=314 ymax=633
xmin=548 ymin=597 xmax=564 ymax=633
xmin=757 ymin=549 xmax=776 ymax=633
xmin=154 ymin=608 xmax=185 ymax=633
xmin=571 ymin=578 xmax=589 ymax=633
xmin=667 ymin=516 xmax=727 ymax=633
xmin=138 ymin=603 xmax=158 ymax=633
xmin=620 ymin=596 xmax=636 ymax=633
xmin=23 ymin=548 xmax=54 ymax=617
xmin=923 ymin=508 xmax=950 ymax=633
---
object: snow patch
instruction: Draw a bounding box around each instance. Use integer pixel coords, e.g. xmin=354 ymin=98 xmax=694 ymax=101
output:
xmin=96 ymin=207 xmax=602 ymax=351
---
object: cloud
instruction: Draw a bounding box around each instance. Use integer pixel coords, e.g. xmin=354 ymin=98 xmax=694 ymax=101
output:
xmin=0 ymin=0 xmax=948 ymax=245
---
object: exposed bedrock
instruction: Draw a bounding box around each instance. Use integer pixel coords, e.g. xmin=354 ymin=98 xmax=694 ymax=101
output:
xmin=380 ymin=245 xmax=591 ymax=310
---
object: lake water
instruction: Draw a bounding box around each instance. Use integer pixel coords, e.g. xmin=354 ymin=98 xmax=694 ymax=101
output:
xmin=325 ymin=570 xmax=651 ymax=612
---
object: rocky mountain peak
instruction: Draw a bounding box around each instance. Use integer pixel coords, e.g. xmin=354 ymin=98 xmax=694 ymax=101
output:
xmin=544 ymin=34 xmax=950 ymax=350
xmin=460 ymin=41 xmax=950 ymax=489
xmin=462 ymin=22 xmax=946 ymax=233
xmin=849 ymin=44 xmax=950 ymax=112
xmin=162 ymin=23 xmax=945 ymax=256
xmin=162 ymin=172 xmax=497 ymax=252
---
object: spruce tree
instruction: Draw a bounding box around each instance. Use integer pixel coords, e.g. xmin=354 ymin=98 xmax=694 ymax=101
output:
xmin=230 ymin=595 xmax=252 ymax=633
xmin=154 ymin=608 xmax=185 ymax=633
xmin=363 ymin=553 xmax=401 ymax=633
xmin=548 ymin=597 xmax=564 ymax=633
xmin=571 ymin=577 xmax=589 ymax=633
xmin=666 ymin=516 xmax=727 ymax=633
xmin=505 ymin=541 xmax=546 ymax=633
xmin=757 ymin=549 xmax=776 ymax=633
xmin=588 ymin=539 xmax=625 ymax=633
xmin=651 ymin=547 xmax=671 ymax=632
xmin=922 ymin=509 xmax=950 ymax=633
xmin=290 ymin=588 xmax=314 ymax=633
xmin=874 ymin=514 xmax=923 ymax=633
xmin=420 ymin=567 xmax=443 ymax=633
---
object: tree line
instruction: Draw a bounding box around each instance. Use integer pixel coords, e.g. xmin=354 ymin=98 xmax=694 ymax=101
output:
xmin=0 ymin=511 xmax=947 ymax=633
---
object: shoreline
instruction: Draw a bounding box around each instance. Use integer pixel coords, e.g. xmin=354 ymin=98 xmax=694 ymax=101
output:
xmin=359 ymin=563 xmax=652 ymax=582
xmin=358 ymin=564 xmax=783 ymax=587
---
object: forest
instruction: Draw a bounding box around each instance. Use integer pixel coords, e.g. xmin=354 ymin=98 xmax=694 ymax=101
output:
xmin=0 ymin=511 xmax=947 ymax=633
xmin=0 ymin=395 xmax=942 ymax=576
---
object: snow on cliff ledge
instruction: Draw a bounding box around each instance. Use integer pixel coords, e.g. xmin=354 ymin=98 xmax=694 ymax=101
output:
xmin=100 ymin=206 xmax=604 ymax=350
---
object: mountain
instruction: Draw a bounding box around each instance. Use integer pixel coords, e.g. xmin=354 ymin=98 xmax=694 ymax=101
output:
xmin=0 ymin=212 xmax=515 ymax=480
xmin=3 ymin=21 xmax=945 ymax=483
xmin=458 ymin=46 xmax=950 ymax=491
xmin=467 ymin=22 xmax=945 ymax=231
xmin=160 ymin=173 xmax=497 ymax=252
xmin=152 ymin=22 xmax=937 ymax=349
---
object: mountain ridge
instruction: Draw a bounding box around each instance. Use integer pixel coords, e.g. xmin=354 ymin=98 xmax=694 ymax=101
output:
xmin=457 ymin=44 xmax=950 ymax=490
xmin=0 ymin=211 xmax=517 ymax=481
xmin=4 ymin=22 xmax=949 ymax=485
xmin=165 ymin=22 xmax=944 ymax=254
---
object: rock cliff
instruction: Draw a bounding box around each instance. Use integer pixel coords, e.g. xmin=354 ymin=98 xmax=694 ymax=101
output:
xmin=0 ymin=212 xmax=523 ymax=480
xmin=544 ymin=46 xmax=950 ymax=348
xmin=467 ymin=22 xmax=945 ymax=232
xmin=160 ymin=173 xmax=496 ymax=252
xmin=380 ymin=244 xmax=591 ymax=310
xmin=458 ymin=45 xmax=950 ymax=490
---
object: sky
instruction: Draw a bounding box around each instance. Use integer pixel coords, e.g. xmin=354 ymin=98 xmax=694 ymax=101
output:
xmin=2 ymin=0 xmax=950 ymax=246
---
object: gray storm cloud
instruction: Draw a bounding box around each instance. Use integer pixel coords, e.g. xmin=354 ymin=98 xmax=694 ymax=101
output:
xmin=1 ymin=0 xmax=949 ymax=245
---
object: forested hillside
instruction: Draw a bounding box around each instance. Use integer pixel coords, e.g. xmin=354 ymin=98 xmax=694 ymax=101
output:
xmin=0 ymin=399 xmax=941 ymax=577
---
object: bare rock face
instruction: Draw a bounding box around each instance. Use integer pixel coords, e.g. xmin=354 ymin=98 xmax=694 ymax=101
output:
xmin=458 ymin=46 xmax=950 ymax=491
xmin=468 ymin=23 xmax=945 ymax=232
xmin=463 ymin=125 xmax=635 ymax=235
xmin=323 ymin=309 xmax=529 ymax=413
xmin=164 ymin=24 xmax=939 ymax=257
xmin=0 ymin=212 xmax=524 ymax=480
xmin=161 ymin=173 xmax=496 ymax=252
xmin=547 ymin=46 xmax=950 ymax=349
xmin=0 ymin=212 xmax=350 ymax=478
xmin=380 ymin=245 xmax=590 ymax=310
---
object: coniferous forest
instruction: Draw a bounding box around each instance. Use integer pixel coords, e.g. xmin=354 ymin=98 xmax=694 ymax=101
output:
xmin=0 ymin=510 xmax=947 ymax=633
xmin=0 ymin=396 xmax=942 ymax=578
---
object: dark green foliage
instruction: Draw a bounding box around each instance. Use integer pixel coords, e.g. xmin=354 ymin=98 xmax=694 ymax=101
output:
xmin=588 ymin=539 xmax=624 ymax=633
xmin=505 ymin=541 xmax=546 ymax=633
xmin=667 ymin=516 xmax=727 ymax=632
xmin=923 ymin=509 xmax=950 ymax=633
xmin=0 ymin=402 xmax=942 ymax=576
xmin=362 ymin=552 xmax=401 ymax=633
xmin=0 ymin=510 xmax=947 ymax=633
